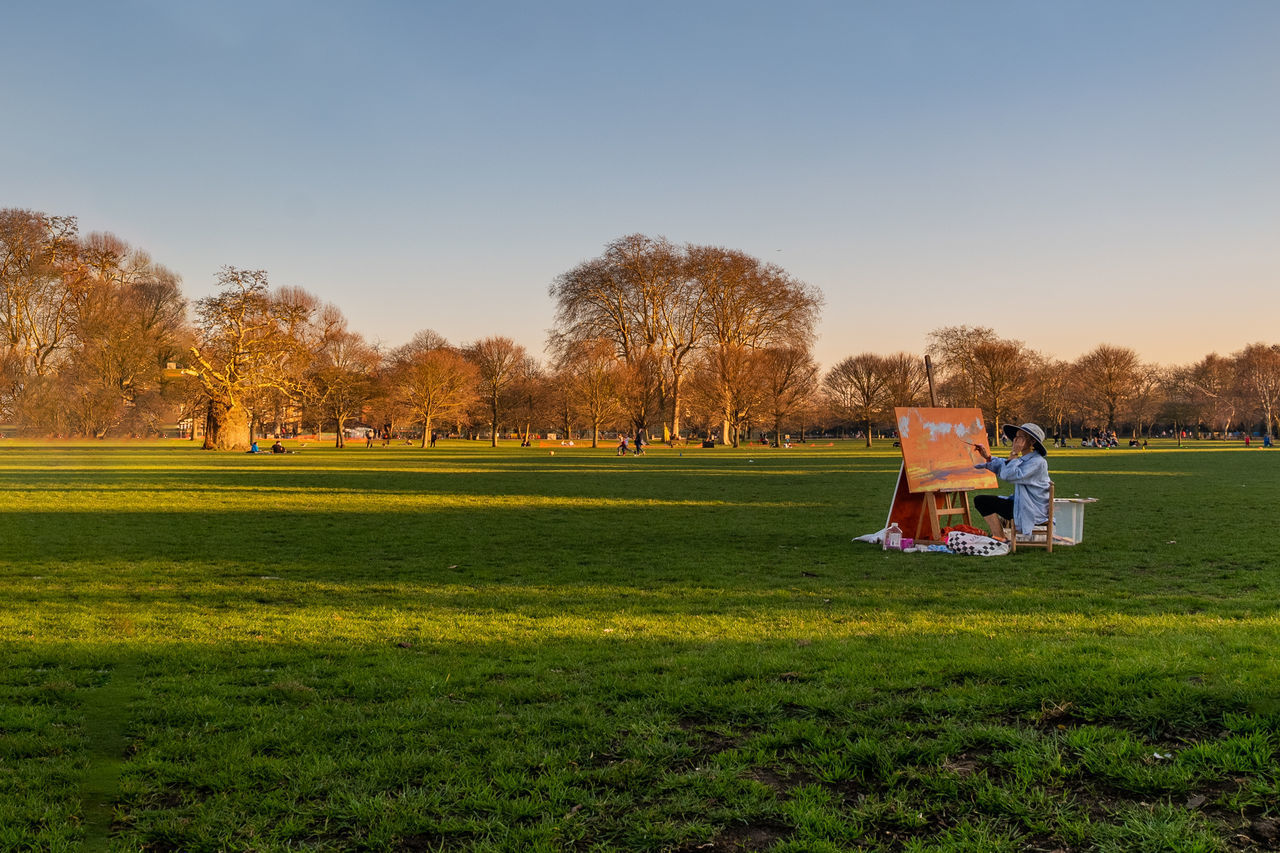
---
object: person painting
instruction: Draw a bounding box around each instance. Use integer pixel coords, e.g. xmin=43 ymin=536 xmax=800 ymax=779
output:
xmin=973 ymin=422 xmax=1051 ymax=542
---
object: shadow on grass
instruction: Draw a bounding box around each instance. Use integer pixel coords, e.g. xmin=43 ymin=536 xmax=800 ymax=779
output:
xmin=5 ymin=635 xmax=1277 ymax=853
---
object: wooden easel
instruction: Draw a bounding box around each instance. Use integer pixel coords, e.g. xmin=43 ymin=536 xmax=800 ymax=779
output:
xmin=883 ymin=396 xmax=996 ymax=544
xmin=884 ymin=463 xmax=974 ymax=543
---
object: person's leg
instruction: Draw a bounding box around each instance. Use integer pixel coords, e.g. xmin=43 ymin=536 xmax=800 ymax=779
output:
xmin=973 ymin=495 xmax=1014 ymax=540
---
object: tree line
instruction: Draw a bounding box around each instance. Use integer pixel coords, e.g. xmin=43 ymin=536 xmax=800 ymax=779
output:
xmin=4 ymin=209 xmax=1277 ymax=448
xmin=830 ymin=328 xmax=1280 ymax=447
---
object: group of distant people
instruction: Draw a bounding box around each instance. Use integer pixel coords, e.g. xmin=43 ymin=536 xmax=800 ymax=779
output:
xmin=1045 ymin=430 xmax=1146 ymax=449
xmin=1080 ymin=431 xmax=1121 ymax=448
xmin=364 ymin=425 xmax=400 ymax=447
xmin=615 ymin=433 xmax=646 ymax=456
xmin=246 ymin=440 xmax=289 ymax=454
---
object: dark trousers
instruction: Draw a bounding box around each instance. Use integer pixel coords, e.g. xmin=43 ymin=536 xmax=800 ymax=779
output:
xmin=974 ymin=494 xmax=1014 ymax=520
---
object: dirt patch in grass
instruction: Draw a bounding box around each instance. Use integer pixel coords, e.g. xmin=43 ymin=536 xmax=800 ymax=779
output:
xmin=675 ymin=820 xmax=790 ymax=852
xmin=395 ymin=832 xmax=452 ymax=852
xmin=745 ymin=764 xmax=816 ymax=796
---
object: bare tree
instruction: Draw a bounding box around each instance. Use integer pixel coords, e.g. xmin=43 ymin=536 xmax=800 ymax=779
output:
xmin=392 ymin=330 xmax=477 ymax=447
xmin=0 ymin=209 xmax=80 ymax=383
xmin=1159 ymin=365 xmax=1199 ymax=446
xmin=690 ymin=344 xmax=766 ymax=447
xmin=556 ymin=337 xmax=622 ymax=448
xmin=548 ymin=236 xmax=676 ymax=441
xmin=927 ymin=326 xmax=1036 ymax=439
xmin=1123 ymin=363 xmax=1165 ymax=439
xmin=823 ymin=354 xmax=886 ymax=446
xmin=1028 ymin=359 xmax=1075 ymax=443
xmin=971 ymin=339 xmax=1036 ymax=441
xmin=52 ymin=232 xmax=188 ymax=436
xmin=189 ymin=268 xmax=313 ymax=450
xmin=879 ymin=352 xmax=929 ymax=409
xmin=690 ymin=245 xmax=821 ymax=444
xmin=1234 ymin=343 xmax=1280 ymax=439
xmin=1075 ymin=344 xmax=1141 ymax=433
xmin=510 ymin=356 xmax=551 ymax=446
xmin=616 ymin=347 xmax=662 ymax=449
xmin=926 ymin=325 xmax=1001 ymax=408
xmin=307 ymin=306 xmax=380 ymax=448
xmin=467 ymin=336 xmax=526 ymax=446
xmin=550 ymin=236 xmax=821 ymax=445
xmin=1187 ymin=352 xmax=1238 ymax=437
xmin=757 ymin=346 xmax=819 ymax=446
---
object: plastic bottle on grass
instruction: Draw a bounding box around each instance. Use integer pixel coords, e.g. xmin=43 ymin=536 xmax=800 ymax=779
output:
xmin=883 ymin=523 xmax=902 ymax=551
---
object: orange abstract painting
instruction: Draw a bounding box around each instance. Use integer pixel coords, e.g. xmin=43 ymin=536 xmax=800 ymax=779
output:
xmin=895 ymin=407 xmax=997 ymax=493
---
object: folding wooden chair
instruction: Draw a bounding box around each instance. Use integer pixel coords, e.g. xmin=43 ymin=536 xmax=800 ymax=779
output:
xmin=1005 ymin=481 xmax=1055 ymax=553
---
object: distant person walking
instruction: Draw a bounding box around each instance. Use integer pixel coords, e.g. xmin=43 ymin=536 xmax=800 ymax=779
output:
xmin=616 ymin=435 xmax=629 ymax=456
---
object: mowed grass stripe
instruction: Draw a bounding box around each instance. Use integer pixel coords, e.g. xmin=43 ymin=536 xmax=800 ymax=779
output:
xmin=77 ymin=654 xmax=140 ymax=852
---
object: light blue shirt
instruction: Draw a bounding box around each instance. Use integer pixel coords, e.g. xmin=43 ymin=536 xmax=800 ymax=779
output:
xmin=976 ymin=453 xmax=1050 ymax=535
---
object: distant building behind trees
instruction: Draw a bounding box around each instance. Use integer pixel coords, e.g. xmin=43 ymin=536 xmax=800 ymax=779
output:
xmin=5 ymin=211 xmax=1279 ymax=446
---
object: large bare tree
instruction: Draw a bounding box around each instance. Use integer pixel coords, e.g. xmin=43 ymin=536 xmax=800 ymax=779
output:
xmin=306 ymin=306 xmax=380 ymax=448
xmin=550 ymin=236 xmax=820 ymax=445
xmin=1122 ymin=363 xmax=1165 ymax=439
xmin=971 ymin=339 xmax=1036 ymax=440
xmin=190 ymin=268 xmax=313 ymax=450
xmin=823 ymin=354 xmax=886 ymax=446
xmin=509 ymin=355 xmax=550 ymax=447
xmin=0 ymin=209 xmax=80 ymax=383
xmin=467 ymin=336 xmax=526 ymax=446
xmin=392 ymin=330 xmax=477 ymax=447
xmin=757 ymin=346 xmax=819 ymax=446
xmin=1159 ymin=365 xmax=1199 ymax=446
xmin=1234 ymin=343 xmax=1280 ymax=439
xmin=54 ymin=232 xmax=188 ymax=436
xmin=548 ymin=236 xmax=676 ymax=442
xmin=555 ymin=337 xmax=622 ymax=448
xmin=926 ymin=325 xmax=1001 ymax=409
xmin=927 ymin=327 xmax=1034 ymax=439
xmin=1074 ymin=345 xmax=1141 ymax=434
xmin=1028 ymin=358 xmax=1075 ymax=443
xmin=690 ymin=246 xmax=821 ymax=444
xmin=879 ymin=352 xmax=929 ymax=409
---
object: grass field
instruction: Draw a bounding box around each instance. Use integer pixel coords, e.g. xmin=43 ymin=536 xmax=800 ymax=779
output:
xmin=1 ymin=438 xmax=1278 ymax=852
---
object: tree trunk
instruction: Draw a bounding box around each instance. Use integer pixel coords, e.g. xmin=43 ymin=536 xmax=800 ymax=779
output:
xmin=203 ymin=398 xmax=250 ymax=451
xmin=421 ymin=416 xmax=432 ymax=448
xmin=669 ymin=371 xmax=683 ymax=442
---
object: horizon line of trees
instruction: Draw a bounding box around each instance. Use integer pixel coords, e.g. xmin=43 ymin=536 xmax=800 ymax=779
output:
xmin=5 ymin=209 xmax=1278 ymax=448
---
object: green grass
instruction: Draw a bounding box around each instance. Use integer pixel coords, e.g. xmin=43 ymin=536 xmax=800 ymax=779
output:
xmin=1 ymin=438 xmax=1278 ymax=851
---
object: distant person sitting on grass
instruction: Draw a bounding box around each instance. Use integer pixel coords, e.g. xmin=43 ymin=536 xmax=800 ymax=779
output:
xmin=246 ymin=440 xmax=260 ymax=454
xmin=972 ymin=423 xmax=1051 ymax=543
xmin=270 ymin=441 xmax=286 ymax=454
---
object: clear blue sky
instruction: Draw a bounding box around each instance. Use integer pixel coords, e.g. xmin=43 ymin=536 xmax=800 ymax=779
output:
xmin=3 ymin=1 xmax=1278 ymax=370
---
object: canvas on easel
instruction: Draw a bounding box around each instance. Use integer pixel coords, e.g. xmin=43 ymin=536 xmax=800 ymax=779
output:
xmin=885 ymin=407 xmax=997 ymax=542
